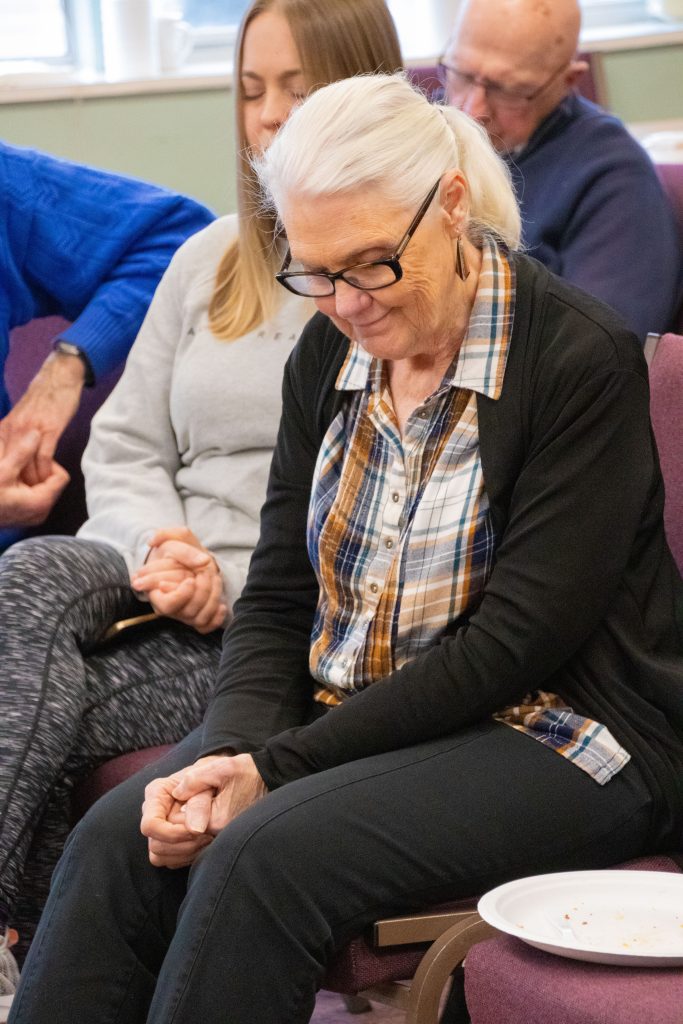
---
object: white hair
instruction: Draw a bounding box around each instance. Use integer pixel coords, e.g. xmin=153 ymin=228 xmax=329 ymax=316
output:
xmin=254 ymin=73 xmax=521 ymax=249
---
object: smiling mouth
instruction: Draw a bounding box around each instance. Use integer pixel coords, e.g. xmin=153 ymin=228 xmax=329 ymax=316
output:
xmin=350 ymin=311 xmax=390 ymax=333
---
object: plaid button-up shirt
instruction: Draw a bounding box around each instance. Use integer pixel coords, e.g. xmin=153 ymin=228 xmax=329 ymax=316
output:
xmin=306 ymin=237 xmax=630 ymax=785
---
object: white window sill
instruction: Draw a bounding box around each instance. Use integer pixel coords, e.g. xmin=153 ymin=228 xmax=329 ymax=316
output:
xmin=582 ymin=17 xmax=683 ymax=49
xmin=0 ymin=60 xmax=235 ymax=104
xmin=0 ymin=19 xmax=682 ymax=105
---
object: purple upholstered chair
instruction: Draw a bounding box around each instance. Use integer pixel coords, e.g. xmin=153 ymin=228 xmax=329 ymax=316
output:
xmin=463 ymin=333 xmax=683 ymax=1024
xmin=655 ymin=165 xmax=683 ymax=332
xmin=464 ymin=856 xmax=683 ymax=1024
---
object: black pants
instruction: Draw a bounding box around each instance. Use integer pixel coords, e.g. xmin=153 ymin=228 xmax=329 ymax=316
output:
xmin=11 ymin=721 xmax=653 ymax=1024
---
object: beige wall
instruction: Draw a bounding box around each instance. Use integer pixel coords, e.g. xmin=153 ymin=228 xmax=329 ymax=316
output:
xmin=0 ymin=87 xmax=237 ymax=214
xmin=602 ymin=45 xmax=683 ymax=121
xmin=0 ymin=43 xmax=681 ymax=211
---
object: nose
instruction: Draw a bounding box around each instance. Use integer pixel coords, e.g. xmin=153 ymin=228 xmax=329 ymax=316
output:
xmin=458 ymin=82 xmax=490 ymax=121
xmin=259 ymin=88 xmax=291 ymax=133
xmin=330 ymin=279 xmax=373 ymax=320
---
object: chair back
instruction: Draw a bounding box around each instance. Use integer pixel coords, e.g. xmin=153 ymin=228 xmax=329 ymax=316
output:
xmin=655 ymin=164 xmax=683 ymax=333
xmin=649 ymin=333 xmax=683 ymax=571
xmin=406 ymin=65 xmax=443 ymax=101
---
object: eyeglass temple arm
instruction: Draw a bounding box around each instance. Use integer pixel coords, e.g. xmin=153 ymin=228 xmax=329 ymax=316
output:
xmin=395 ymin=178 xmax=442 ymax=259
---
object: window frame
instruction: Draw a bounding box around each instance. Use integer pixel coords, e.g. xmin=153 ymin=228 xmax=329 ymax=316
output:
xmin=0 ymin=0 xmax=677 ymax=81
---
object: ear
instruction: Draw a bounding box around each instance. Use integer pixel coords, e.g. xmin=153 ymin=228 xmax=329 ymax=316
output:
xmin=438 ymin=169 xmax=469 ymax=238
xmin=564 ymin=59 xmax=590 ymax=91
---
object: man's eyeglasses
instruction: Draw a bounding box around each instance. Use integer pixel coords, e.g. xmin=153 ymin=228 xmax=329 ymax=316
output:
xmin=275 ymin=178 xmax=441 ymax=298
xmin=436 ymin=59 xmax=569 ymax=113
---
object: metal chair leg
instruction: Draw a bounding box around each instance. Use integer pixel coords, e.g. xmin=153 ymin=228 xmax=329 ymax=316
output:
xmin=403 ymin=918 xmax=497 ymax=1024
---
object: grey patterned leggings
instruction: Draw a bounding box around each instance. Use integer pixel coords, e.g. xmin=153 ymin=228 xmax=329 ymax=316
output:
xmin=0 ymin=536 xmax=221 ymax=955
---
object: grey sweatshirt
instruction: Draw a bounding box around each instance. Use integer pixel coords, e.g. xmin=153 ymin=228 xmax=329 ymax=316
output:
xmin=78 ymin=215 xmax=311 ymax=611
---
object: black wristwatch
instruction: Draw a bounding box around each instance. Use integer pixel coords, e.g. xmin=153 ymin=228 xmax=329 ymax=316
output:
xmin=54 ymin=340 xmax=96 ymax=387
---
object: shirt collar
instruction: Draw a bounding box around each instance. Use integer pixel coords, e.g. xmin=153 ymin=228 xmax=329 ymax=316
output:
xmin=335 ymin=235 xmax=516 ymax=402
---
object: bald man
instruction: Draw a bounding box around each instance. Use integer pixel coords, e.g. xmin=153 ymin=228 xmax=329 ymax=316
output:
xmin=440 ymin=0 xmax=681 ymax=340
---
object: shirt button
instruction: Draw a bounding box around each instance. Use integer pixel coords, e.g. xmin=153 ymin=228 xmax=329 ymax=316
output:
xmin=340 ymin=657 xmax=348 ymax=668
xmin=418 ymin=410 xmax=428 ymax=419
xmin=392 ymin=492 xmax=400 ymax=503
xmin=369 ymin=582 xmax=379 ymax=594
xmin=385 ymin=538 xmax=394 ymax=549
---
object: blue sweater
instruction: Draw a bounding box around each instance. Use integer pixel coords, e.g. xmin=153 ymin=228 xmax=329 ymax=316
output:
xmin=0 ymin=141 xmax=215 ymax=416
xmin=506 ymin=94 xmax=681 ymax=340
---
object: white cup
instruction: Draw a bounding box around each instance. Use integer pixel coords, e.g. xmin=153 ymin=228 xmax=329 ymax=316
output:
xmin=157 ymin=14 xmax=194 ymax=73
xmin=101 ymin=0 xmax=159 ymax=79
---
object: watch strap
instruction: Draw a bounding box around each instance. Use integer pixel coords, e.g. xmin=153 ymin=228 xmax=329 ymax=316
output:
xmin=54 ymin=340 xmax=96 ymax=387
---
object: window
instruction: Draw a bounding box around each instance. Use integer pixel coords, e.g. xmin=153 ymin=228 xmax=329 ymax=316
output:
xmin=580 ymin=1 xmax=655 ymax=30
xmin=0 ymin=0 xmax=677 ymax=76
xmin=1 ymin=0 xmax=71 ymax=62
xmin=180 ymin=1 xmax=249 ymax=28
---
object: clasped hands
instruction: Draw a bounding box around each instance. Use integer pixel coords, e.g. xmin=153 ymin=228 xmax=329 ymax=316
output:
xmin=131 ymin=526 xmax=227 ymax=634
xmin=0 ymin=431 xmax=69 ymax=527
xmin=141 ymin=753 xmax=267 ymax=868
xmin=0 ymin=349 xmax=84 ymax=526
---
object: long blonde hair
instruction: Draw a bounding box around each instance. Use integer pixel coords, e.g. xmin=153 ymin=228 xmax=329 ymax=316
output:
xmin=209 ymin=0 xmax=403 ymax=341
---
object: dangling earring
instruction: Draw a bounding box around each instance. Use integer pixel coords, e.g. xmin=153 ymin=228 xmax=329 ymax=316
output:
xmin=455 ymin=235 xmax=470 ymax=281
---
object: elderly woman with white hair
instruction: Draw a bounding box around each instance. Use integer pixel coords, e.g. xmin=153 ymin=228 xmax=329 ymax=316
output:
xmin=10 ymin=75 xmax=683 ymax=1024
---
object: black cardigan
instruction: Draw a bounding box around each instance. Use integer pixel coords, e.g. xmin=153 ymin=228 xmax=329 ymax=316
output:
xmin=201 ymin=254 xmax=683 ymax=849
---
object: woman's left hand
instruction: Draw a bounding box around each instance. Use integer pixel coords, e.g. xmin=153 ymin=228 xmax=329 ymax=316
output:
xmin=172 ymin=754 xmax=268 ymax=836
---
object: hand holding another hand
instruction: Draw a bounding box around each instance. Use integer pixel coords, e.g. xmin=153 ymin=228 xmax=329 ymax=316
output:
xmin=0 ymin=349 xmax=84 ymax=485
xmin=0 ymin=431 xmax=69 ymax=527
xmin=141 ymin=754 xmax=267 ymax=869
xmin=130 ymin=526 xmax=227 ymax=634
xmin=141 ymin=770 xmax=214 ymax=869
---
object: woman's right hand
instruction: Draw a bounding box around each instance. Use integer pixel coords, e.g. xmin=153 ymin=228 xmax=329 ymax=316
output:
xmin=131 ymin=526 xmax=228 ymax=634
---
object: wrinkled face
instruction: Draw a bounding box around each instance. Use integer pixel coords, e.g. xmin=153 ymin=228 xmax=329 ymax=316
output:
xmin=443 ymin=13 xmax=572 ymax=153
xmin=280 ymin=184 xmax=466 ymax=365
xmin=241 ymin=9 xmax=307 ymax=153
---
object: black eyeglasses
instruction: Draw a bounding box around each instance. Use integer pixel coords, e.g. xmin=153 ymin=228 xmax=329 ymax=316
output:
xmin=275 ymin=178 xmax=441 ymax=298
xmin=436 ymin=59 xmax=569 ymax=112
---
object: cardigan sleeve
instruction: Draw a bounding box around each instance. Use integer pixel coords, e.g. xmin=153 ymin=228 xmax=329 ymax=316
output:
xmin=198 ymin=319 xmax=334 ymax=756
xmin=200 ymin=304 xmax=659 ymax=789
xmin=7 ymin=144 xmax=214 ymax=381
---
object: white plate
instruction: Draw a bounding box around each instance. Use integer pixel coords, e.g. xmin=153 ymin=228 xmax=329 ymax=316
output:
xmin=478 ymin=870 xmax=683 ymax=966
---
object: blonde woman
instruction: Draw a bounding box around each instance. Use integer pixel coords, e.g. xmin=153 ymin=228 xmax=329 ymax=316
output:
xmin=0 ymin=0 xmax=401 ymax=988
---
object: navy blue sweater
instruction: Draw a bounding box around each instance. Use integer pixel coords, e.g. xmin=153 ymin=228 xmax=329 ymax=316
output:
xmin=0 ymin=141 xmax=214 ymax=416
xmin=506 ymin=94 xmax=681 ymax=340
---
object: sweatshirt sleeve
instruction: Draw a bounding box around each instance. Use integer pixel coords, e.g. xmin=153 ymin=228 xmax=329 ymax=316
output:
xmin=201 ymin=311 xmax=658 ymax=789
xmin=77 ymin=238 xmax=192 ymax=574
xmin=19 ymin=148 xmax=214 ymax=380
